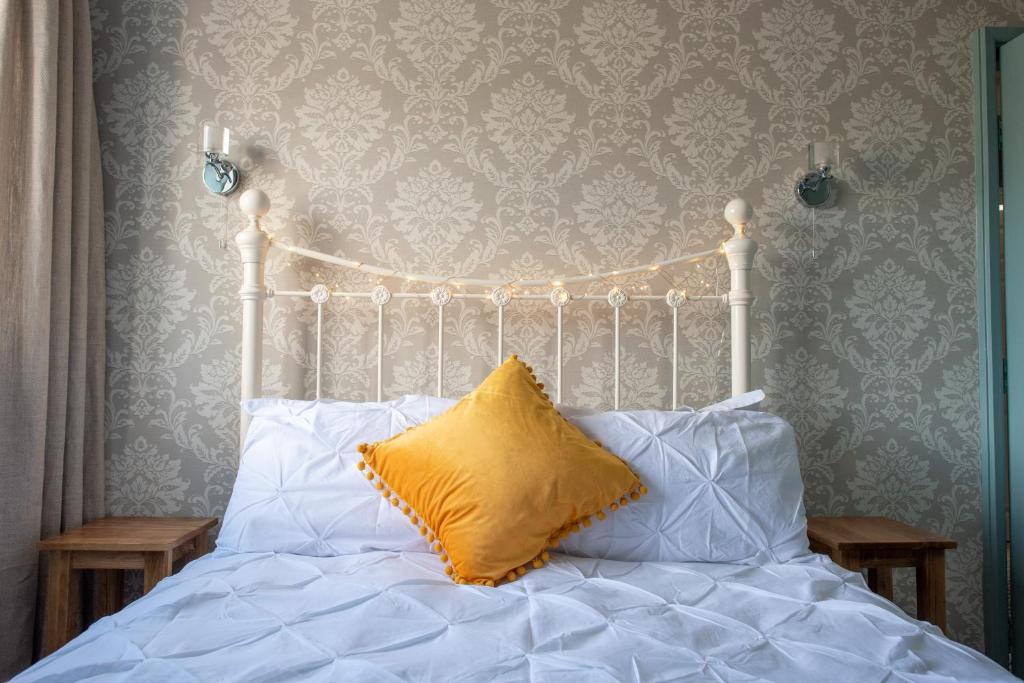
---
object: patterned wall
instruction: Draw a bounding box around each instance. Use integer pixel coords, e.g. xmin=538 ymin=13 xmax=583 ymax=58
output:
xmin=90 ymin=0 xmax=1024 ymax=647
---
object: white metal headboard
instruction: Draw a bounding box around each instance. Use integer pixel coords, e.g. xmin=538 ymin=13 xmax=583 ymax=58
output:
xmin=234 ymin=190 xmax=757 ymax=448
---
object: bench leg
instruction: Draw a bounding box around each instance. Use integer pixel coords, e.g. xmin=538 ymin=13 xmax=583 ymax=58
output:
xmin=916 ymin=549 xmax=947 ymax=633
xmin=96 ymin=569 xmax=123 ymax=618
xmin=43 ymin=551 xmax=73 ymax=655
xmin=867 ymin=566 xmax=894 ymax=600
xmin=143 ymin=550 xmax=173 ymax=593
xmin=194 ymin=530 xmax=211 ymax=557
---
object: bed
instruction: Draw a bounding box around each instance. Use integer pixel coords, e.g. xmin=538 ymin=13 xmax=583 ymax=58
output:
xmin=15 ymin=194 xmax=1014 ymax=681
xmin=16 ymin=550 xmax=1010 ymax=682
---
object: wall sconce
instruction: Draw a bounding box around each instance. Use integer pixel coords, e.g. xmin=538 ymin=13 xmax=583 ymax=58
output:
xmin=202 ymin=124 xmax=240 ymax=196
xmin=795 ymin=142 xmax=837 ymax=208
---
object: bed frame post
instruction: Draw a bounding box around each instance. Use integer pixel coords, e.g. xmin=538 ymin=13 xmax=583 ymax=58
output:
xmin=236 ymin=189 xmax=271 ymax=450
xmin=722 ymin=198 xmax=757 ymax=396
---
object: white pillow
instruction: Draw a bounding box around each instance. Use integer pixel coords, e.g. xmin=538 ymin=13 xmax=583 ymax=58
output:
xmin=558 ymin=408 xmax=809 ymax=564
xmin=557 ymin=389 xmax=765 ymax=418
xmin=700 ymin=389 xmax=765 ymax=412
xmin=217 ymin=394 xmax=454 ymax=556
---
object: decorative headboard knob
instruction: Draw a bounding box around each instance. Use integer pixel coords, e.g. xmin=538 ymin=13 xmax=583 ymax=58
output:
xmin=665 ymin=289 xmax=686 ymax=308
xmin=370 ymin=284 xmax=392 ymax=306
xmin=491 ymin=286 xmax=512 ymax=307
xmin=550 ymin=287 xmax=571 ymax=307
xmin=723 ymin=198 xmax=753 ymax=236
xmin=239 ymin=189 xmax=271 ymax=219
xmin=309 ymin=284 xmax=331 ymax=305
xmin=430 ymin=286 xmax=453 ymax=307
xmin=607 ymin=287 xmax=628 ymax=308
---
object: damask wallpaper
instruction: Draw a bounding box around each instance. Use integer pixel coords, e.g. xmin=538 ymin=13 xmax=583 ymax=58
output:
xmin=89 ymin=0 xmax=1024 ymax=647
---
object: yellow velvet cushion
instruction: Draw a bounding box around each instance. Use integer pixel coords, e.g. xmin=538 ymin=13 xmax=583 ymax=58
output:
xmin=357 ymin=356 xmax=644 ymax=586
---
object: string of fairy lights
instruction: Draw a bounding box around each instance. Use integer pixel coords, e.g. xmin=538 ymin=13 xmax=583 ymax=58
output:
xmin=269 ymin=237 xmax=730 ymax=303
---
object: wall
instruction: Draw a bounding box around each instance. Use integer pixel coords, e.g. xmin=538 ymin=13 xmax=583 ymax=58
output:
xmin=90 ymin=0 xmax=1024 ymax=647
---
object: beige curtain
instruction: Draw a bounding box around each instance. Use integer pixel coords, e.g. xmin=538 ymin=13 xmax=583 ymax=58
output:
xmin=0 ymin=0 xmax=105 ymax=676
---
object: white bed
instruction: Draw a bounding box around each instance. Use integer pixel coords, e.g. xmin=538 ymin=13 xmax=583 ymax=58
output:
xmin=16 ymin=195 xmax=1013 ymax=681
xmin=17 ymin=549 xmax=1011 ymax=682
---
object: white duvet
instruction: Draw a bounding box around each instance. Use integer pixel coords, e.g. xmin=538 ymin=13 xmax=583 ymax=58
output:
xmin=17 ymin=550 xmax=1011 ymax=682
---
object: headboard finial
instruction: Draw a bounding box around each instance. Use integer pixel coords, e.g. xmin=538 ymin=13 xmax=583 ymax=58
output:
xmin=239 ymin=188 xmax=271 ymax=219
xmin=723 ymin=198 xmax=753 ymax=236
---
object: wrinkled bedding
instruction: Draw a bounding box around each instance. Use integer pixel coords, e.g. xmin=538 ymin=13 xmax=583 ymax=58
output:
xmin=17 ymin=550 xmax=1011 ymax=682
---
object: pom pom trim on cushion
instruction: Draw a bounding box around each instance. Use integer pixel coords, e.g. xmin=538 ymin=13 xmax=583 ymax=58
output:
xmin=355 ymin=357 xmax=647 ymax=587
xmin=356 ymin=355 xmax=646 ymax=587
xmin=356 ymin=450 xmax=474 ymax=583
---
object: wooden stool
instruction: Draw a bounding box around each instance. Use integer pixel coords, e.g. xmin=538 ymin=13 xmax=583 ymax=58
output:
xmin=38 ymin=516 xmax=217 ymax=654
xmin=807 ymin=516 xmax=957 ymax=633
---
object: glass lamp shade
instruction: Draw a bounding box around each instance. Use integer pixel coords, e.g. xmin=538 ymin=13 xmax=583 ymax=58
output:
xmin=202 ymin=124 xmax=231 ymax=156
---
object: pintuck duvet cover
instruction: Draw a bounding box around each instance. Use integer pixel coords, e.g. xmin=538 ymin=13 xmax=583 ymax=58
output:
xmin=16 ymin=549 xmax=1012 ymax=682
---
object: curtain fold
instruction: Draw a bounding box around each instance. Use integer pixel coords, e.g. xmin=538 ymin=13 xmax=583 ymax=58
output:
xmin=0 ymin=0 xmax=106 ymax=676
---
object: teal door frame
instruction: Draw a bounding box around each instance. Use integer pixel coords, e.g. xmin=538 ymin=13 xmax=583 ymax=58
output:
xmin=974 ymin=26 xmax=1023 ymax=668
